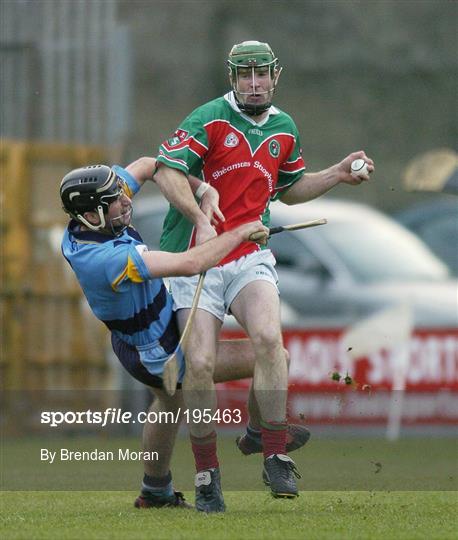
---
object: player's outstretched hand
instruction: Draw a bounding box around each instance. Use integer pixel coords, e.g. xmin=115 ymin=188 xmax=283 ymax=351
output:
xmin=338 ymin=151 xmax=375 ymax=184
xmin=200 ymin=184 xmax=225 ymax=226
xmin=237 ymin=221 xmax=269 ymax=245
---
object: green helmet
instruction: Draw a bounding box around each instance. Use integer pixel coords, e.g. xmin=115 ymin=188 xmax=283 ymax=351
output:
xmin=227 ymin=40 xmax=281 ymax=116
xmin=227 ymin=40 xmax=278 ymax=73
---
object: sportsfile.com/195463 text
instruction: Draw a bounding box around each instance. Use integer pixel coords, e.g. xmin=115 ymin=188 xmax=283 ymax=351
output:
xmin=40 ymin=408 xmax=242 ymax=428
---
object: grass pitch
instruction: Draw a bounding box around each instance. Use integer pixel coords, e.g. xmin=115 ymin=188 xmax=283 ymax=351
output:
xmin=1 ymin=436 xmax=457 ymax=539
xmin=1 ymin=491 xmax=456 ymax=540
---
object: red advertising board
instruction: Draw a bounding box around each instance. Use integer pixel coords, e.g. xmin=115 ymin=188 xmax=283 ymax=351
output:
xmin=218 ymin=328 xmax=458 ymax=425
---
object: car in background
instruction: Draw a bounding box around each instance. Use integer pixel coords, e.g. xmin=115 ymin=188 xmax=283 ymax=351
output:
xmin=395 ymin=198 xmax=458 ymax=276
xmin=133 ymin=196 xmax=458 ymax=329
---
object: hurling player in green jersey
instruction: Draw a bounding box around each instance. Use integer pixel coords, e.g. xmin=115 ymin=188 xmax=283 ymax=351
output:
xmin=154 ymin=41 xmax=374 ymax=510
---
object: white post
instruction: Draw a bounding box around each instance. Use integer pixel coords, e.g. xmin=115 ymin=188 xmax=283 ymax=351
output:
xmin=341 ymin=302 xmax=413 ymax=440
xmin=386 ymin=343 xmax=410 ymax=441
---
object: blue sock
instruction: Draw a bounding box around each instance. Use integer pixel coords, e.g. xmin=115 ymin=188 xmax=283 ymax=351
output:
xmin=247 ymin=424 xmax=261 ymax=440
xmin=142 ymin=472 xmax=174 ymax=498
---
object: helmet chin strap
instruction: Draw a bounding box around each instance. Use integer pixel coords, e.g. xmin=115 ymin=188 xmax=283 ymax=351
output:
xmin=234 ymin=94 xmax=272 ymax=116
xmin=109 ymin=206 xmax=132 ymax=236
xmin=77 ymin=205 xmax=106 ymax=231
xmin=76 ymin=205 xmax=132 ymax=236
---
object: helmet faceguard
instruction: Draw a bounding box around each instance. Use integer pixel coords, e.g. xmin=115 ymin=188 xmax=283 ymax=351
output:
xmin=227 ymin=40 xmax=282 ymax=116
xmin=60 ymin=165 xmax=129 ymax=235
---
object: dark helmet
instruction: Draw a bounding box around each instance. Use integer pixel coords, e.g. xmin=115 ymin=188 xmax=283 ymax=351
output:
xmin=60 ymin=165 xmax=124 ymax=231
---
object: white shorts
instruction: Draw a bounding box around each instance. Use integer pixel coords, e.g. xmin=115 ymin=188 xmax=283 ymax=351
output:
xmin=169 ymin=250 xmax=279 ymax=322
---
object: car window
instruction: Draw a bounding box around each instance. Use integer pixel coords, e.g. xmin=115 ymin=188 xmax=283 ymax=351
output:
xmin=319 ymin=220 xmax=450 ymax=282
xmin=269 ymin=233 xmax=323 ymax=271
xmin=416 ymin=214 xmax=458 ymax=275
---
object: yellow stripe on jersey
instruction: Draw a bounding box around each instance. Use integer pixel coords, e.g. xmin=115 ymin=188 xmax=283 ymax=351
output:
xmin=126 ymin=255 xmax=145 ymax=283
xmin=123 ymin=181 xmax=134 ymax=199
xmin=111 ymin=255 xmax=144 ymax=291
xmin=111 ymin=267 xmax=128 ymax=291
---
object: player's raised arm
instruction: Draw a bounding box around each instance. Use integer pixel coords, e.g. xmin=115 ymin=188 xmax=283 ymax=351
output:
xmin=124 ymin=156 xmax=157 ymax=187
xmin=141 ymin=221 xmax=268 ymax=278
xmin=279 ymin=151 xmax=375 ymax=205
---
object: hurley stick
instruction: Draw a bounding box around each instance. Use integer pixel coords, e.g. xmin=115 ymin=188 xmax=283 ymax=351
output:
xmin=249 ymin=218 xmax=327 ymax=241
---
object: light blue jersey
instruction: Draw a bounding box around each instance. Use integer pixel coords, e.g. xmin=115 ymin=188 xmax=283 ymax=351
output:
xmin=61 ymin=166 xmax=184 ymax=384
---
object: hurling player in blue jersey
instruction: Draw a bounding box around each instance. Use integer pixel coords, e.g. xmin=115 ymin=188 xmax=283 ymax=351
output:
xmin=60 ymin=157 xmax=310 ymax=512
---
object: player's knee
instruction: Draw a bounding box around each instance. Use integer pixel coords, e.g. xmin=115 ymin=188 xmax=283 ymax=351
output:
xmin=250 ymin=328 xmax=283 ymax=356
xmin=186 ymin=353 xmax=215 ymax=382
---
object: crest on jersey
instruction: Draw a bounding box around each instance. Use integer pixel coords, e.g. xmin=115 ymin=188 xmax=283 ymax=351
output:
xmin=167 ymin=128 xmax=189 ymax=147
xmin=224 ymin=132 xmax=239 ymax=148
xmin=175 ymin=128 xmax=188 ymax=141
xmin=167 ymin=136 xmax=181 ymax=146
xmin=269 ymin=139 xmax=280 ymax=158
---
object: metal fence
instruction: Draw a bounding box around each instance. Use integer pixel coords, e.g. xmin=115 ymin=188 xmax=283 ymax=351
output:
xmin=1 ymin=0 xmax=131 ymax=145
xmin=0 ymin=140 xmax=112 ymax=395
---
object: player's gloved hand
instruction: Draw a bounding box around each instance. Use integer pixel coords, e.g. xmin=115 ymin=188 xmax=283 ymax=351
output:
xmin=200 ymin=185 xmax=225 ymax=227
xmin=337 ymin=151 xmax=375 ymax=184
xmin=195 ymin=218 xmax=217 ymax=245
xmin=238 ymin=221 xmax=269 ymax=246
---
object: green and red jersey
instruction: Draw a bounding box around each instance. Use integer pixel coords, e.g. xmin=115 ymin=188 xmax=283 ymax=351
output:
xmin=157 ymin=92 xmax=306 ymax=265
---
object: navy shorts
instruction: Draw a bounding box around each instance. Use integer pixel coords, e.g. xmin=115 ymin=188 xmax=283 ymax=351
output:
xmin=111 ymin=333 xmax=182 ymax=390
